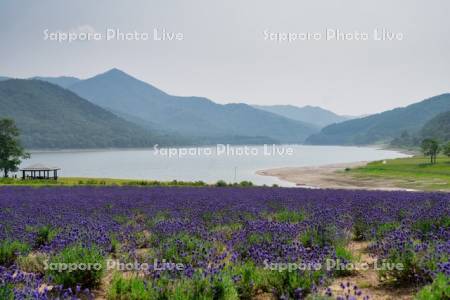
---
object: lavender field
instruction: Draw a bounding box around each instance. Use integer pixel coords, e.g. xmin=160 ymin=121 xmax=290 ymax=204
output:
xmin=0 ymin=186 xmax=449 ymax=299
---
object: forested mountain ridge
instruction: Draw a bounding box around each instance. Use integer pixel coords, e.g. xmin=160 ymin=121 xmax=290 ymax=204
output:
xmin=390 ymin=110 xmax=450 ymax=147
xmin=306 ymin=93 xmax=450 ymax=145
xmin=0 ymin=79 xmax=173 ymax=149
xmin=420 ymin=111 xmax=450 ymax=142
xmin=67 ymin=69 xmax=318 ymax=144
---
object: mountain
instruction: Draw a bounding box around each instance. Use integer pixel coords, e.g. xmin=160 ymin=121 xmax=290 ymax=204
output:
xmin=68 ymin=69 xmax=318 ymax=144
xmin=390 ymin=110 xmax=450 ymax=147
xmin=253 ymin=105 xmax=350 ymax=128
xmin=306 ymin=93 xmax=450 ymax=145
xmin=0 ymin=76 xmax=10 ymax=81
xmin=0 ymin=79 xmax=170 ymax=149
xmin=31 ymin=76 xmax=80 ymax=88
xmin=420 ymin=111 xmax=450 ymax=142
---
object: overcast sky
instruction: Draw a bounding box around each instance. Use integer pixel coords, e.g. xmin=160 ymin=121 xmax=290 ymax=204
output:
xmin=1 ymin=0 xmax=449 ymax=115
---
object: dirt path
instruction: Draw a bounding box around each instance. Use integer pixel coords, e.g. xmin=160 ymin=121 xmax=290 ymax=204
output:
xmin=257 ymin=162 xmax=416 ymax=191
xmin=324 ymin=241 xmax=417 ymax=300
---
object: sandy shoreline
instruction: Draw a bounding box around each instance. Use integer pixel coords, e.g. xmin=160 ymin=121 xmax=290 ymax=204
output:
xmin=257 ymin=161 xmax=416 ymax=191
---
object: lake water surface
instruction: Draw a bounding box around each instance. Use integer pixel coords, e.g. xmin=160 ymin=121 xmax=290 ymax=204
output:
xmin=21 ymin=145 xmax=409 ymax=187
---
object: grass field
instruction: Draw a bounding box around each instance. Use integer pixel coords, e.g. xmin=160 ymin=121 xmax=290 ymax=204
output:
xmin=0 ymin=177 xmax=208 ymax=186
xmin=348 ymin=156 xmax=450 ymax=190
xmin=0 ymin=177 xmax=257 ymax=187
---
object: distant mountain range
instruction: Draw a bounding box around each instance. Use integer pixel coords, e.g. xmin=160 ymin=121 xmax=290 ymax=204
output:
xmin=306 ymin=93 xmax=450 ymax=145
xmin=253 ymin=105 xmax=352 ymax=128
xmin=0 ymin=69 xmax=319 ymax=148
xmin=1 ymin=69 xmax=448 ymax=149
xmin=31 ymin=76 xmax=80 ymax=88
xmin=0 ymin=79 xmax=174 ymax=149
xmin=66 ymin=69 xmax=318 ymax=144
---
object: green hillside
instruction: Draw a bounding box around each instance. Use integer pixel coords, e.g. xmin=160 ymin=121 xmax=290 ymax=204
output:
xmin=420 ymin=111 xmax=450 ymax=142
xmin=0 ymin=79 xmax=168 ymax=149
xmin=390 ymin=110 xmax=450 ymax=147
xmin=306 ymin=94 xmax=450 ymax=145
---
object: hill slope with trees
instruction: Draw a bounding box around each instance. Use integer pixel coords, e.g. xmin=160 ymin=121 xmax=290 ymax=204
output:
xmin=390 ymin=111 xmax=450 ymax=147
xmin=0 ymin=79 xmax=169 ymax=149
xmin=306 ymin=94 xmax=450 ymax=145
xmin=420 ymin=111 xmax=450 ymax=142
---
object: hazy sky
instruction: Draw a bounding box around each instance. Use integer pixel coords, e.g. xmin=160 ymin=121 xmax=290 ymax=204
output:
xmin=1 ymin=0 xmax=449 ymax=115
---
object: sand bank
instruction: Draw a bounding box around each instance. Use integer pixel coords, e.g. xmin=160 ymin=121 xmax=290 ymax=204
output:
xmin=257 ymin=161 xmax=416 ymax=191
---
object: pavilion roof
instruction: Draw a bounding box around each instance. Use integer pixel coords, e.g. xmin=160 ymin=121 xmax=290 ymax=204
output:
xmin=20 ymin=163 xmax=60 ymax=171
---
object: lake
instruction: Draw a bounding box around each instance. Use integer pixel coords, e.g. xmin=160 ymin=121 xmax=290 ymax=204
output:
xmin=21 ymin=145 xmax=409 ymax=187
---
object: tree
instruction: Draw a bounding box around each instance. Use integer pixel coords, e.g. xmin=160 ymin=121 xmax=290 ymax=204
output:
xmin=0 ymin=119 xmax=30 ymax=178
xmin=421 ymin=138 xmax=440 ymax=164
xmin=443 ymin=141 xmax=450 ymax=158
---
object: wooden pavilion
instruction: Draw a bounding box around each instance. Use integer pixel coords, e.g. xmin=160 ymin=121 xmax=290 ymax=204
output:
xmin=20 ymin=164 xmax=60 ymax=180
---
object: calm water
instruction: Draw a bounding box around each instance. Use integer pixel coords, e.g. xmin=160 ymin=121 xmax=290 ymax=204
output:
xmin=21 ymin=145 xmax=409 ymax=187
